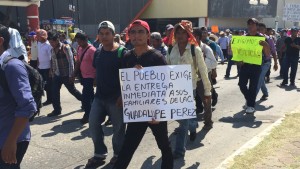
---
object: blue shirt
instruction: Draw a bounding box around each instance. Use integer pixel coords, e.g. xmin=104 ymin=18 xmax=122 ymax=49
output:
xmin=93 ymin=47 xmax=127 ymax=99
xmin=0 ymin=51 xmax=36 ymax=149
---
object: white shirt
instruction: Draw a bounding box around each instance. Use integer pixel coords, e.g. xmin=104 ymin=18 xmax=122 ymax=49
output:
xmin=200 ymin=43 xmax=218 ymax=73
xmin=0 ymin=51 xmax=11 ymax=67
xmin=167 ymin=43 xmax=211 ymax=96
xmin=37 ymin=41 xmax=52 ymax=69
xmin=218 ymin=36 xmax=229 ymax=50
xmin=8 ymin=28 xmax=28 ymax=62
xmin=30 ymin=40 xmax=38 ymax=60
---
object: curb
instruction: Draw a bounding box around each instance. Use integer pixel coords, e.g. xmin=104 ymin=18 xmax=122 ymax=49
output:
xmin=215 ymin=115 xmax=286 ymax=169
xmin=216 ymin=106 xmax=300 ymax=169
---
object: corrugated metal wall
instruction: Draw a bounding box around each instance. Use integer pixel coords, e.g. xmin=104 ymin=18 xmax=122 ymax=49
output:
xmin=208 ymin=0 xmax=277 ymax=18
xmin=39 ymin=0 xmax=150 ymax=37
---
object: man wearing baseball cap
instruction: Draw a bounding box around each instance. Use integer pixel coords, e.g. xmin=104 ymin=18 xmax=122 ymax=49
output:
xmin=163 ymin=24 xmax=174 ymax=45
xmin=85 ymin=20 xmax=126 ymax=168
xmin=28 ymin=31 xmax=38 ymax=69
xmin=37 ymin=29 xmax=53 ymax=106
xmin=281 ymin=27 xmax=300 ymax=87
xmin=113 ymin=19 xmax=173 ymax=169
xmin=238 ymin=18 xmax=270 ymax=114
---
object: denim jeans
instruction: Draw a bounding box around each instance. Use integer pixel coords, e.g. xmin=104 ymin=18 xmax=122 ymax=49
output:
xmin=38 ymin=69 xmax=52 ymax=102
xmin=238 ymin=64 xmax=261 ymax=107
xmin=52 ymin=76 xmax=82 ymax=113
xmin=89 ymin=96 xmax=125 ymax=158
xmin=81 ymin=78 xmax=94 ymax=119
xmin=174 ymin=90 xmax=199 ymax=156
xmin=256 ymin=61 xmax=271 ymax=96
xmin=0 ymin=141 xmax=29 ymax=169
xmin=283 ymin=55 xmax=299 ymax=84
xmin=225 ymin=55 xmax=240 ymax=76
xmin=113 ymin=122 xmax=173 ymax=169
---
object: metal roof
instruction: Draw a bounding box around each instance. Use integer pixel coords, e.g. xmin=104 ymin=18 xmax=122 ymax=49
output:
xmin=0 ymin=0 xmax=42 ymax=7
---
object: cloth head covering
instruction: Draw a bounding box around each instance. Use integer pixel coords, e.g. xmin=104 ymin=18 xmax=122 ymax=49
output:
xmin=167 ymin=20 xmax=198 ymax=46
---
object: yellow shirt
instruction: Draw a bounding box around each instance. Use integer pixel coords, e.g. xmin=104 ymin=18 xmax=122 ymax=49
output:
xmin=167 ymin=43 xmax=211 ymax=96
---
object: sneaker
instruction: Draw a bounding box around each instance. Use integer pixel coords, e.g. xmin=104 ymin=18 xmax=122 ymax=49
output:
xmin=280 ymin=82 xmax=288 ymax=87
xmin=47 ymin=111 xmax=61 ymax=117
xmin=80 ymin=117 xmax=89 ymax=124
xmin=190 ymin=132 xmax=197 ymax=141
xmin=104 ymin=119 xmax=112 ymax=126
xmin=212 ymin=93 xmax=218 ymax=107
xmin=42 ymin=100 xmax=52 ymax=106
xmin=245 ymin=107 xmax=255 ymax=114
xmin=85 ymin=156 xmax=106 ymax=168
xmin=243 ymin=103 xmax=248 ymax=109
xmin=202 ymin=124 xmax=213 ymax=130
xmin=110 ymin=156 xmax=118 ymax=164
xmin=290 ymin=83 xmax=296 ymax=87
xmin=260 ymin=95 xmax=268 ymax=101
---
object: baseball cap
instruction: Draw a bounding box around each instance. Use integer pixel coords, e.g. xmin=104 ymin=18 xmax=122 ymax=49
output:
xmin=129 ymin=20 xmax=150 ymax=33
xmin=166 ymin=24 xmax=174 ymax=31
xmin=150 ymin=32 xmax=162 ymax=40
xmin=28 ymin=31 xmax=36 ymax=36
xmin=247 ymin=18 xmax=259 ymax=25
xmin=98 ymin=21 xmax=115 ymax=33
xmin=225 ymin=29 xmax=230 ymax=33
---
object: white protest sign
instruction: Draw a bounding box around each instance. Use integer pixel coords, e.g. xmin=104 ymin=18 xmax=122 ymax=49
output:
xmin=119 ymin=65 xmax=196 ymax=123
xmin=283 ymin=3 xmax=300 ymax=22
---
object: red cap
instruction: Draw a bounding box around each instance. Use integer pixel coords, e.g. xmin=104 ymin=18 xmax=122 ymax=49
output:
xmin=129 ymin=20 xmax=150 ymax=33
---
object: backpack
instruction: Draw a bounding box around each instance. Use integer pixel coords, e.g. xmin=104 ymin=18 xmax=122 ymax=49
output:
xmin=0 ymin=56 xmax=44 ymax=122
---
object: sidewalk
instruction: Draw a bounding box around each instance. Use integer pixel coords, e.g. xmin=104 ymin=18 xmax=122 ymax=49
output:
xmin=228 ymin=112 xmax=300 ymax=169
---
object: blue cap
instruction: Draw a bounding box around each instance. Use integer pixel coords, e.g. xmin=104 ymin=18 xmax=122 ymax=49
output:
xmin=28 ymin=31 xmax=36 ymax=36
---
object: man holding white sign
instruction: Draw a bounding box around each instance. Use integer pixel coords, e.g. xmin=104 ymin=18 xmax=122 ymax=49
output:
xmin=166 ymin=20 xmax=211 ymax=159
xmin=113 ymin=20 xmax=173 ymax=169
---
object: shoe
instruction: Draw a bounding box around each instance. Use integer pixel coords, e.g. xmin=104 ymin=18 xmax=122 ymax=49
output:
xmin=47 ymin=111 xmax=61 ymax=117
xmin=104 ymin=119 xmax=112 ymax=126
xmin=172 ymin=152 xmax=184 ymax=159
xmin=290 ymin=83 xmax=296 ymax=87
xmin=243 ymin=103 xmax=248 ymax=109
xmin=203 ymin=124 xmax=213 ymax=130
xmin=85 ymin=156 xmax=106 ymax=168
xmin=260 ymin=95 xmax=268 ymax=101
xmin=245 ymin=107 xmax=255 ymax=114
xmin=190 ymin=132 xmax=197 ymax=141
xmin=266 ymin=76 xmax=270 ymax=83
xmin=43 ymin=100 xmax=52 ymax=106
xmin=110 ymin=156 xmax=118 ymax=164
xmin=224 ymin=75 xmax=229 ymax=79
xmin=280 ymin=82 xmax=288 ymax=87
xmin=80 ymin=117 xmax=89 ymax=124
xmin=212 ymin=93 xmax=218 ymax=107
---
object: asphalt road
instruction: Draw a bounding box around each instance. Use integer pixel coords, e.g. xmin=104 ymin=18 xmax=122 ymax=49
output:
xmin=21 ymin=62 xmax=300 ymax=169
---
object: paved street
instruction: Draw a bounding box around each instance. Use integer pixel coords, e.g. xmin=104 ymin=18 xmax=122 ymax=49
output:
xmin=21 ymin=62 xmax=300 ymax=169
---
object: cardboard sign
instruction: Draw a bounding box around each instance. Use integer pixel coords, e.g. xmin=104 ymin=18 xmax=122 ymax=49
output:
xmin=119 ymin=65 xmax=196 ymax=123
xmin=231 ymin=35 xmax=265 ymax=65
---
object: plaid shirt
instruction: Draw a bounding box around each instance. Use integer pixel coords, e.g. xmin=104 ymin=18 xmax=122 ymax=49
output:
xmin=51 ymin=43 xmax=74 ymax=77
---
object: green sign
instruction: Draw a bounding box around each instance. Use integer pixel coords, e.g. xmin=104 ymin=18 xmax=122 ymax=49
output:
xmin=231 ymin=36 xmax=265 ymax=65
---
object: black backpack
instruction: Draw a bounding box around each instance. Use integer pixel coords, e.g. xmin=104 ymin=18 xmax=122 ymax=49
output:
xmin=0 ymin=56 xmax=44 ymax=122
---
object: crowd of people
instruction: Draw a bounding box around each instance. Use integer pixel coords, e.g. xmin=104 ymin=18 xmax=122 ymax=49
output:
xmin=0 ymin=16 xmax=300 ymax=169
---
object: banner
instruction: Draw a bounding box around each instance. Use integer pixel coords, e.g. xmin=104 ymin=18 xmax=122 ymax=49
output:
xmin=283 ymin=3 xmax=300 ymax=22
xmin=119 ymin=65 xmax=196 ymax=123
xmin=231 ymin=35 xmax=265 ymax=65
